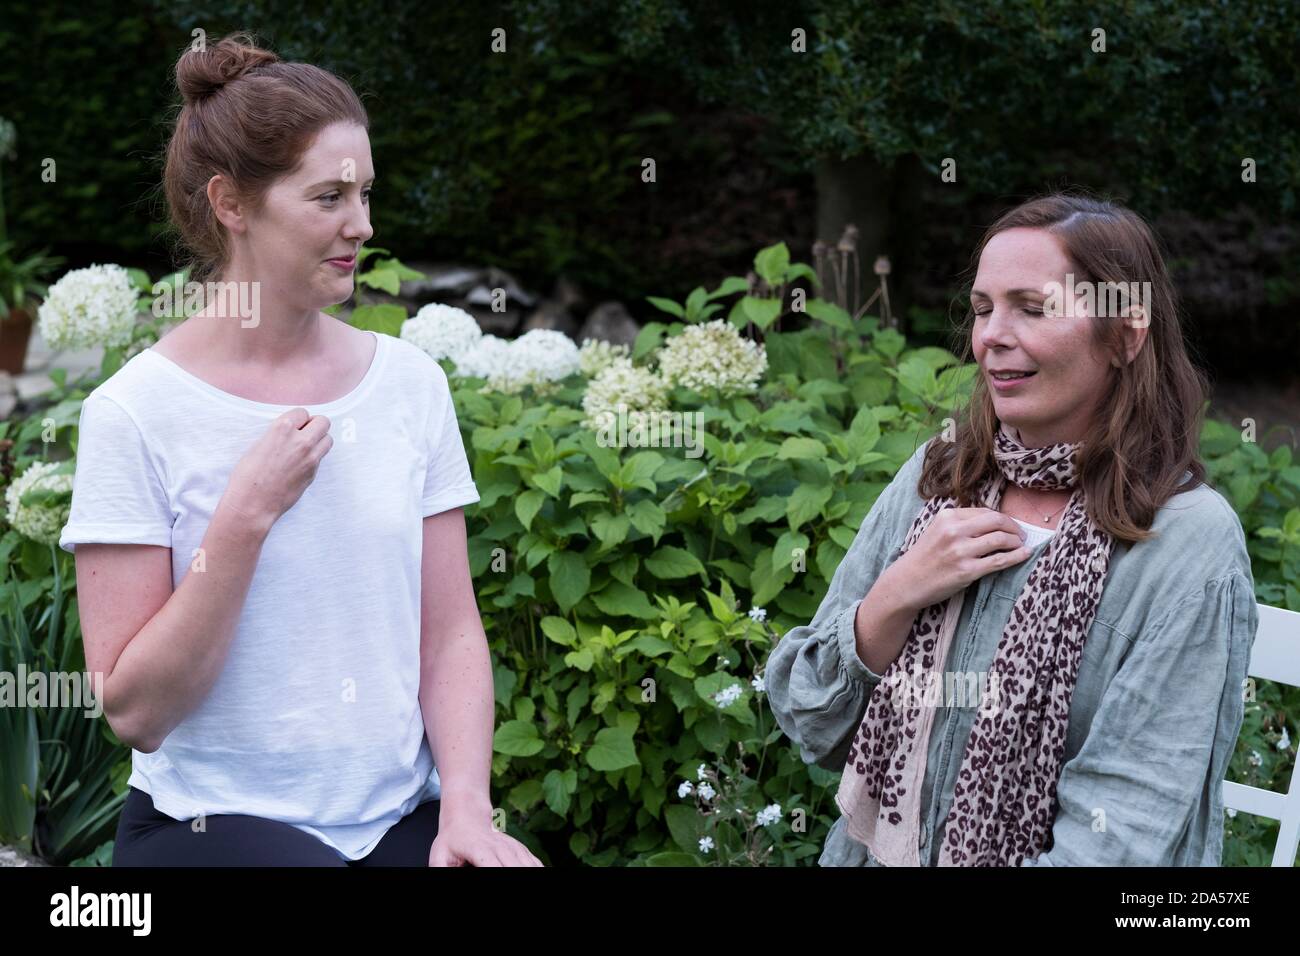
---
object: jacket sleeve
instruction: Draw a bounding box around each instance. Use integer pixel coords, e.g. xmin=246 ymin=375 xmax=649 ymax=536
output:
xmin=1021 ymin=571 xmax=1257 ymax=866
xmin=765 ymin=442 xmax=928 ymax=772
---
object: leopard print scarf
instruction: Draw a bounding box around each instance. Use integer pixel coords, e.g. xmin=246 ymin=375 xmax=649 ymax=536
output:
xmin=834 ymin=423 xmax=1114 ymax=866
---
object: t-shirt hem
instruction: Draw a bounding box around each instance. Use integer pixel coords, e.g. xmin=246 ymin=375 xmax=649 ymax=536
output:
xmin=421 ymin=485 xmax=480 ymax=518
xmin=127 ymin=768 xmax=400 ymax=862
xmin=59 ymin=522 xmax=173 ymax=554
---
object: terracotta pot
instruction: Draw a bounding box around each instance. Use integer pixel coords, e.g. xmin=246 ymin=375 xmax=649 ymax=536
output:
xmin=0 ymin=305 xmax=34 ymax=375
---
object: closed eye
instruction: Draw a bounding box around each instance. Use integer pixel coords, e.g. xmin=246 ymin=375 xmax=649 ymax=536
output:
xmin=973 ymin=307 xmax=1043 ymax=317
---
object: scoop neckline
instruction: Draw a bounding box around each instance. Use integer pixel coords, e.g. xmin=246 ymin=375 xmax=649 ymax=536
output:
xmin=142 ymin=329 xmax=388 ymax=416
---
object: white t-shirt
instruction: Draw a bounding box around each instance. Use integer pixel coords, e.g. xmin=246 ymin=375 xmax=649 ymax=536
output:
xmin=58 ymin=328 xmax=480 ymax=860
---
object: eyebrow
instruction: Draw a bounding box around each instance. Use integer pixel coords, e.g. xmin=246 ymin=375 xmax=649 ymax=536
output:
xmin=970 ymin=287 xmax=1046 ymax=299
xmin=305 ymin=177 xmax=376 ymax=192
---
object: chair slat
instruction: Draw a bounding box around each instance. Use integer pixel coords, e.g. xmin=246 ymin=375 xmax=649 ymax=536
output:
xmin=1220 ymin=604 xmax=1300 ymax=867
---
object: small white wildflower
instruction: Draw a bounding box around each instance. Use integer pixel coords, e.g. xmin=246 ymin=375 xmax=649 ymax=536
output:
xmin=698 ymin=783 xmax=716 ymax=801
xmin=756 ymin=803 xmax=783 ymax=827
xmin=677 ymin=780 xmax=694 ymax=798
xmin=714 ymin=683 xmax=743 ymax=708
xmin=4 ymin=460 xmax=74 ymax=546
xmin=751 ymin=675 xmax=765 ymax=693
xmin=1278 ymin=726 xmax=1291 ymax=751
xmin=748 ymin=606 xmax=767 ymax=623
xmin=698 ymin=836 xmax=714 ymax=853
xmin=697 ymin=763 xmax=708 ymax=781
xmin=656 ymin=319 xmax=767 ymax=396
xmin=1249 ymin=750 xmax=1262 ymax=766
xmin=1226 ymin=807 xmax=1238 ymax=818
xmin=37 ymin=264 xmax=139 ymax=351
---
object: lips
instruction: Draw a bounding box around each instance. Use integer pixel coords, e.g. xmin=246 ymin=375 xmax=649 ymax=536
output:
xmin=326 ymin=255 xmax=356 ymax=270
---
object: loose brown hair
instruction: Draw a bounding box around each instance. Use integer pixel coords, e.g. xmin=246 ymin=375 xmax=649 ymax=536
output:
xmin=161 ymin=32 xmax=369 ymax=286
xmin=918 ymin=191 xmax=1209 ymax=543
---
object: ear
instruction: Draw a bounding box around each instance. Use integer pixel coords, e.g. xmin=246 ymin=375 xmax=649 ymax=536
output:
xmin=1111 ymin=305 xmax=1150 ymax=367
xmin=206 ymin=174 xmax=247 ymax=236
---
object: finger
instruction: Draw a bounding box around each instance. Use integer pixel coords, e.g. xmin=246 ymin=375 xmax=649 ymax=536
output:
xmin=465 ymin=845 xmax=497 ymax=867
xmin=954 ymin=508 xmax=1022 ymax=537
xmin=972 ymin=545 xmax=1034 ymax=572
xmin=300 ymin=414 xmax=331 ymax=438
xmin=282 ymin=407 xmax=311 ymax=429
xmin=505 ymin=837 xmax=543 ymax=867
xmin=965 ymin=530 xmax=1026 ymax=558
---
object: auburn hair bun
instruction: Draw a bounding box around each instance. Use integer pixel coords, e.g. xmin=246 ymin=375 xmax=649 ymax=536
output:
xmin=176 ymin=31 xmax=279 ymax=104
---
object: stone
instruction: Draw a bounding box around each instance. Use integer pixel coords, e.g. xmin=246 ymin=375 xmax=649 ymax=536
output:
xmin=0 ymin=843 xmax=48 ymax=867
xmin=521 ymin=300 xmax=579 ymax=337
xmin=577 ymin=301 xmax=639 ymax=348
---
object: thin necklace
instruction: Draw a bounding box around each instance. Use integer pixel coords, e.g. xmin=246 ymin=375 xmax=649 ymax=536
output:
xmin=1008 ymin=494 xmax=1071 ymax=522
xmin=1037 ymin=499 xmax=1069 ymax=524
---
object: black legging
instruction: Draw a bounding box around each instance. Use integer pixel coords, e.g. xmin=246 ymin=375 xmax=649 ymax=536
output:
xmin=112 ymin=786 xmax=441 ymax=866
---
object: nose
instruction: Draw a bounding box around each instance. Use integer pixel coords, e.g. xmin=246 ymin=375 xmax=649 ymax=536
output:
xmin=343 ymin=192 xmax=373 ymax=246
xmin=976 ymin=305 xmax=1017 ymax=353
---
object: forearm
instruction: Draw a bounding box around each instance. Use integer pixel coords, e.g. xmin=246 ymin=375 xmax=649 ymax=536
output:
xmin=419 ymin=617 xmax=495 ymax=823
xmin=106 ymin=496 xmax=271 ymax=752
xmin=853 ymin=562 xmax=920 ymax=675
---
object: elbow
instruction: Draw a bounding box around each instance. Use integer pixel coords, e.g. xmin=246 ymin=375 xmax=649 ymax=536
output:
xmin=107 ymin=712 xmax=162 ymax=754
xmin=102 ymin=685 xmax=164 ymax=754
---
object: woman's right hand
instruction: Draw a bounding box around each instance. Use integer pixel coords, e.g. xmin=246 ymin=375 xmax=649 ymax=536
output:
xmin=880 ymin=507 xmax=1032 ymax=614
xmin=221 ymin=407 xmax=333 ymax=530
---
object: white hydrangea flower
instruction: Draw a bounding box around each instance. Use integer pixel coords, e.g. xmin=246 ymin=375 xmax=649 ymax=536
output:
xmin=714 ymin=683 xmax=743 ymax=708
xmin=697 ymin=763 xmax=709 ymax=781
xmin=400 ymin=303 xmax=483 ymax=366
xmin=656 ymin=319 xmax=767 ymax=396
xmin=579 ymin=338 xmax=631 ymax=377
xmin=454 ymin=334 xmax=512 ymax=380
xmin=580 ymin=357 xmax=671 ymax=432
xmin=4 ymin=460 xmax=74 ymax=546
xmin=698 ymin=836 xmax=714 ymax=853
xmin=483 ymin=329 xmax=581 ymax=394
xmin=677 ymin=780 xmax=694 ymax=799
xmin=748 ymin=606 xmax=767 ymax=623
xmin=698 ymin=782 xmax=716 ymax=801
xmin=37 ymin=264 xmax=139 ymax=351
xmin=756 ymin=803 xmax=783 ymax=827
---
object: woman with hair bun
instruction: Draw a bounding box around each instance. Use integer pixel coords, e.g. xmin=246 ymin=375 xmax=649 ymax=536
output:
xmin=60 ymin=32 xmax=540 ymax=867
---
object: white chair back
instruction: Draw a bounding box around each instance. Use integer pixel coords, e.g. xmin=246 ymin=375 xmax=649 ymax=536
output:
xmin=1222 ymin=603 xmax=1300 ymax=867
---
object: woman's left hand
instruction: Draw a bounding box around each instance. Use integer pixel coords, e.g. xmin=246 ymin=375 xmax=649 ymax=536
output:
xmin=428 ymin=813 xmax=544 ymax=867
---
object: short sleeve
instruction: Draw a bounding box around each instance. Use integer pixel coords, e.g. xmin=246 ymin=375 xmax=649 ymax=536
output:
xmin=1020 ymin=572 xmax=1257 ymax=867
xmin=58 ymin=392 xmax=174 ymax=554
xmin=421 ymin=365 xmax=480 ymax=518
xmin=765 ymin=441 xmax=929 ymax=771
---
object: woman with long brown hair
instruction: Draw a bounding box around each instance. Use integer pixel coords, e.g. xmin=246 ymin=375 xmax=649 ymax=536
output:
xmin=767 ymin=191 xmax=1256 ymax=866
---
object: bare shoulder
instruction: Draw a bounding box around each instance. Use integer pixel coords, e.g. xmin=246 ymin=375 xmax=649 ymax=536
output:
xmin=328 ymin=314 xmax=377 ymax=370
xmin=149 ymin=319 xmax=200 ymax=363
